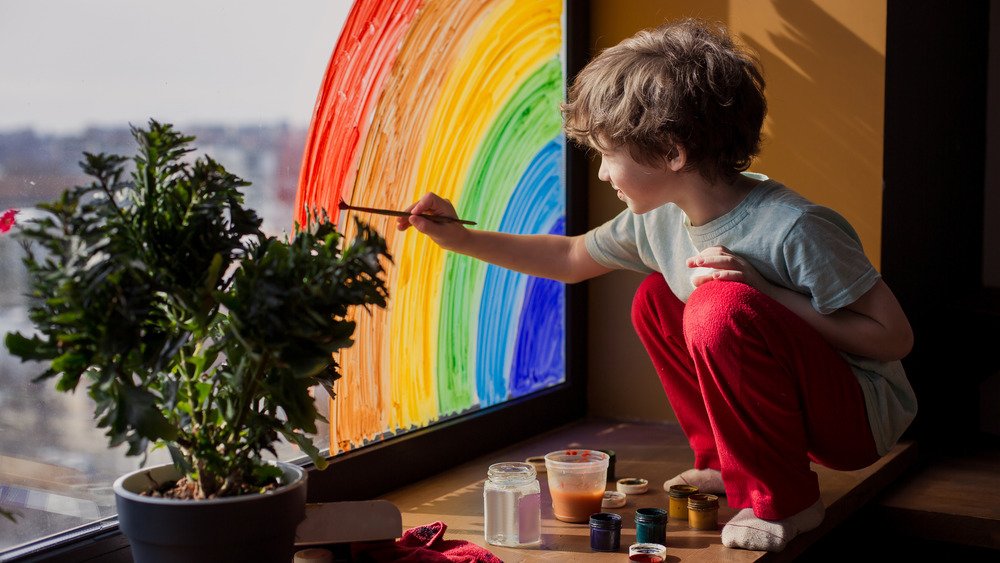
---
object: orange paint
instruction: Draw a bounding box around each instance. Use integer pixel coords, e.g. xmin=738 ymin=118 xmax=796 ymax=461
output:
xmin=550 ymin=488 xmax=604 ymax=523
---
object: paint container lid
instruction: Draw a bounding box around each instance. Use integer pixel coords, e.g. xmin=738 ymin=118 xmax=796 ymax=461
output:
xmin=589 ymin=512 xmax=622 ymax=530
xmin=617 ymin=477 xmax=649 ymax=495
xmin=634 ymin=507 xmax=668 ymax=524
xmin=524 ymin=456 xmax=547 ymax=473
xmin=629 ymin=542 xmax=667 ymax=562
xmin=668 ymin=484 xmax=699 ymax=498
xmin=294 ymin=548 xmax=334 ymax=563
xmin=602 ymin=490 xmax=627 ymax=508
xmin=688 ymin=493 xmax=720 ymax=510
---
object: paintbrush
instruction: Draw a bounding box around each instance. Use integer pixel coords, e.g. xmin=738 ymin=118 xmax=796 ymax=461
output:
xmin=338 ymin=199 xmax=477 ymax=226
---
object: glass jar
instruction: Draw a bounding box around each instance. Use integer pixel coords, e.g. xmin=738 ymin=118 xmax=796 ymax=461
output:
xmin=484 ymin=462 xmax=541 ymax=546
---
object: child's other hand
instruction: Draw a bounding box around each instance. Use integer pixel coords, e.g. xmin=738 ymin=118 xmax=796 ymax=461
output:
xmin=397 ymin=192 xmax=468 ymax=250
xmin=686 ymin=245 xmax=767 ymax=290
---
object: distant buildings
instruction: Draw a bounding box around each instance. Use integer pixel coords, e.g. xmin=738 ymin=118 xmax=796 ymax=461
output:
xmin=0 ymin=123 xmax=306 ymax=233
xmin=0 ymin=123 xmax=310 ymax=552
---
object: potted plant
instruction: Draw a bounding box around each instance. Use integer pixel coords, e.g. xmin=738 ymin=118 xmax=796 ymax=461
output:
xmin=3 ymin=120 xmax=390 ymax=562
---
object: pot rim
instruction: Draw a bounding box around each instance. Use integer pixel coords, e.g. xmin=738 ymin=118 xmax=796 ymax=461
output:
xmin=112 ymin=461 xmax=306 ymax=506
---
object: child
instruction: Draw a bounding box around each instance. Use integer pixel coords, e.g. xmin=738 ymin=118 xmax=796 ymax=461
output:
xmin=397 ymin=18 xmax=916 ymax=552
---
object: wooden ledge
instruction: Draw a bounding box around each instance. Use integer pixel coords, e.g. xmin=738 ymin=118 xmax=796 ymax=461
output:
xmin=377 ymin=418 xmax=917 ymax=562
xmin=873 ymin=441 xmax=1000 ymax=550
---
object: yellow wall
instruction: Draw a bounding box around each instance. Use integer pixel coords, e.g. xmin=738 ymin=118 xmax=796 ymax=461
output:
xmin=585 ymin=0 xmax=887 ymax=422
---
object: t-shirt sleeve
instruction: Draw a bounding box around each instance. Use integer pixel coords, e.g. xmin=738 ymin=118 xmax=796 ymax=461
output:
xmin=783 ymin=213 xmax=881 ymax=314
xmin=584 ymin=210 xmax=655 ymax=273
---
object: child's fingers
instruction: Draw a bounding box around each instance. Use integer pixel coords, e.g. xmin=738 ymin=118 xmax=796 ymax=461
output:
xmin=692 ymin=269 xmax=743 ymax=287
xmin=400 ymin=193 xmax=458 ymax=231
xmin=411 ymin=192 xmax=460 ymax=221
xmin=410 ymin=214 xmax=458 ymax=235
xmin=691 ymin=273 xmax=715 ymax=287
xmin=710 ymin=269 xmax=743 ymax=282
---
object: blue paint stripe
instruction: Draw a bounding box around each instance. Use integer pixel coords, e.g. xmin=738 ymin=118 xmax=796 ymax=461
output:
xmin=477 ymin=137 xmax=566 ymax=406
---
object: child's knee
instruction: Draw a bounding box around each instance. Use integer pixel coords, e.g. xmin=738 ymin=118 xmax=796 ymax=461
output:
xmin=683 ymin=281 xmax=762 ymax=344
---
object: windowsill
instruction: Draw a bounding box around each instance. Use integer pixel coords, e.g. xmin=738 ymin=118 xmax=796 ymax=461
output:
xmin=374 ymin=417 xmax=917 ymax=562
xmin=4 ymin=417 xmax=915 ymax=562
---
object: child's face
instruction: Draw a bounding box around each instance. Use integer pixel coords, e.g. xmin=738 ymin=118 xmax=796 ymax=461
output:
xmin=597 ymin=145 xmax=674 ymax=214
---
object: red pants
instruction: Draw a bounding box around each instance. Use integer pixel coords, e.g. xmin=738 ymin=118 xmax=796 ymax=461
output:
xmin=631 ymin=274 xmax=880 ymax=519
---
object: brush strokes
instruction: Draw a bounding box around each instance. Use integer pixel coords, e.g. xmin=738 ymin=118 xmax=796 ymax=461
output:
xmin=296 ymin=0 xmax=567 ymax=452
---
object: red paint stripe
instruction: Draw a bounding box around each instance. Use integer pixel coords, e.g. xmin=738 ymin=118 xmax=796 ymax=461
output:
xmin=295 ymin=0 xmax=423 ymax=227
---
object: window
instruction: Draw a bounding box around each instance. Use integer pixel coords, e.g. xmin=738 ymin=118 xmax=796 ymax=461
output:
xmin=0 ymin=1 xmax=350 ymax=553
xmin=0 ymin=1 xmax=588 ymax=558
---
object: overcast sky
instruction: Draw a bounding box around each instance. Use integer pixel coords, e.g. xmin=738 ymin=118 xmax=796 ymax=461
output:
xmin=0 ymin=1 xmax=353 ymax=135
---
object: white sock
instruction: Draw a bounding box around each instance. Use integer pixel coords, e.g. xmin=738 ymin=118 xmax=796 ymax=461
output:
xmin=662 ymin=468 xmax=726 ymax=495
xmin=721 ymin=498 xmax=825 ymax=552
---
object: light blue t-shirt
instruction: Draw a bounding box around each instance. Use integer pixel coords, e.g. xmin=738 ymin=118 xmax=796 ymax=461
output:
xmin=585 ymin=175 xmax=916 ymax=456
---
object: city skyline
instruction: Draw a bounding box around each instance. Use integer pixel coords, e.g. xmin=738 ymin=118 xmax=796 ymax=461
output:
xmin=0 ymin=0 xmax=352 ymax=135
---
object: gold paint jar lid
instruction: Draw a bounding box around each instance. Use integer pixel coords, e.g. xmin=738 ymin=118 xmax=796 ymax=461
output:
xmin=687 ymin=493 xmax=719 ymax=510
xmin=668 ymin=484 xmax=699 ymax=498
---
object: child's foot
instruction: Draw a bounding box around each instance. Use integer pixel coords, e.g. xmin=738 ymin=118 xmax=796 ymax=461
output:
xmin=721 ymin=498 xmax=825 ymax=552
xmin=662 ymin=468 xmax=725 ymax=495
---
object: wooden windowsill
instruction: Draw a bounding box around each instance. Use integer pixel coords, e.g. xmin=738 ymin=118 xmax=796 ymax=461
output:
xmin=377 ymin=417 xmax=916 ymax=562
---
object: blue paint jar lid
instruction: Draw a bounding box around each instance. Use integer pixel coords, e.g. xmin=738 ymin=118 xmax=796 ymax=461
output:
xmin=589 ymin=512 xmax=622 ymax=530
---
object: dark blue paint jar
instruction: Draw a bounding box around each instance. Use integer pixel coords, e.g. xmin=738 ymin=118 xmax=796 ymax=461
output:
xmin=635 ymin=507 xmax=668 ymax=545
xmin=589 ymin=512 xmax=622 ymax=552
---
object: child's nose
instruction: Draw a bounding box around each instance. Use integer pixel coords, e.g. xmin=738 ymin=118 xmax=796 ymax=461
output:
xmin=598 ymin=159 xmax=610 ymax=182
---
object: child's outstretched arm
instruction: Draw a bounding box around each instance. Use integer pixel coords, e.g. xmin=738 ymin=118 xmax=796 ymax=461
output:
xmin=397 ymin=192 xmax=612 ymax=284
xmin=689 ymin=245 xmax=914 ymax=362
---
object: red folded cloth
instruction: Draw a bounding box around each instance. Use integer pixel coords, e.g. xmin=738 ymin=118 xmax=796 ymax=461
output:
xmin=352 ymin=521 xmax=503 ymax=563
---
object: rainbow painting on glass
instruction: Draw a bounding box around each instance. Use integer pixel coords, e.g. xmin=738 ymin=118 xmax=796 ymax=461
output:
xmin=295 ymin=0 xmax=569 ymax=454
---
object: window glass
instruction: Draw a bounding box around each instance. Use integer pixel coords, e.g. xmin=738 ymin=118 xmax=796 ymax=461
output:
xmin=0 ymin=0 xmax=349 ymax=551
xmin=295 ymin=0 xmax=570 ymax=454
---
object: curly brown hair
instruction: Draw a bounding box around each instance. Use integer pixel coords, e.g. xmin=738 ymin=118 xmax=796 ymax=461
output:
xmin=562 ymin=19 xmax=766 ymax=182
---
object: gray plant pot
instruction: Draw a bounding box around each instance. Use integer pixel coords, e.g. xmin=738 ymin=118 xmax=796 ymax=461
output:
xmin=113 ymin=462 xmax=307 ymax=563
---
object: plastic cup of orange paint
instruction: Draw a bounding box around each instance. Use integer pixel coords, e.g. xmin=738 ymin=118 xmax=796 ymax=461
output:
xmin=543 ymin=450 xmax=610 ymax=523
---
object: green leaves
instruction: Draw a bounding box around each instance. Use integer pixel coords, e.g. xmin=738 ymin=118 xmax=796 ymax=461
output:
xmin=4 ymin=120 xmax=390 ymax=496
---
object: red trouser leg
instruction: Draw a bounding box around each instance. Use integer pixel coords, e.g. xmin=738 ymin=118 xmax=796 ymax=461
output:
xmin=631 ymin=273 xmax=722 ymax=471
xmin=632 ymin=274 xmax=880 ymax=519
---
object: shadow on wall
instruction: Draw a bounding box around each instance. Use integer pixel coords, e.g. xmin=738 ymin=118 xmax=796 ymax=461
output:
xmin=584 ymin=0 xmax=887 ymax=423
xmin=747 ymin=0 xmax=886 ymax=268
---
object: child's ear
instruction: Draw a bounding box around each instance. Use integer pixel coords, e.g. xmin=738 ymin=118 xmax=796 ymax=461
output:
xmin=666 ymin=144 xmax=687 ymax=171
